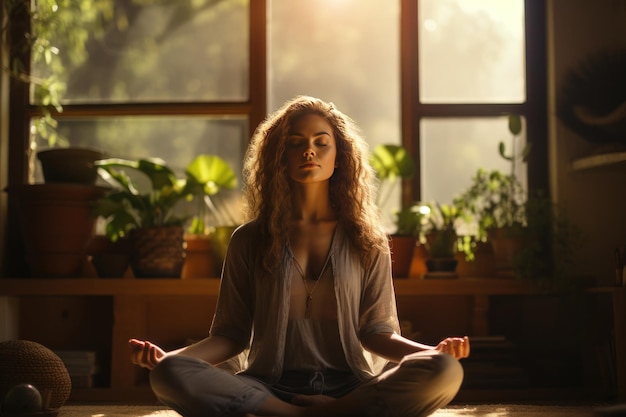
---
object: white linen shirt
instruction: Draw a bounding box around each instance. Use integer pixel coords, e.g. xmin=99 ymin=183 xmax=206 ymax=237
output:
xmin=209 ymin=220 xmax=401 ymax=383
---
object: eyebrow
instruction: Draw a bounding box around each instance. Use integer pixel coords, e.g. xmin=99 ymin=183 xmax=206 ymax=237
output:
xmin=288 ymin=131 xmax=331 ymax=137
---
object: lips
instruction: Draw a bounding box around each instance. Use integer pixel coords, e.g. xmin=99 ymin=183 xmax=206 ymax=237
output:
xmin=299 ymin=162 xmax=319 ymax=168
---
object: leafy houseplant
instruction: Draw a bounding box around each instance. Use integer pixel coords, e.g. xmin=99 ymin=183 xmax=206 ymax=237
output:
xmin=454 ymin=114 xmax=531 ymax=276
xmin=371 ymin=144 xmax=418 ymax=277
xmin=2 ymin=0 xmax=68 ymax=145
xmin=371 ymin=144 xmax=416 ymax=212
xmin=455 ymin=115 xmax=530 ymax=240
xmin=93 ymin=155 xmax=237 ymax=278
xmin=423 ymin=202 xmax=461 ymax=275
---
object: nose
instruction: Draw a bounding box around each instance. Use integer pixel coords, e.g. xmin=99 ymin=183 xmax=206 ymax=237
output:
xmin=303 ymin=148 xmax=315 ymax=158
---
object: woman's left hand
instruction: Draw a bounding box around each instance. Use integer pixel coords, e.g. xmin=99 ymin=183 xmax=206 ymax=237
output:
xmin=436 ymin=336 xmax=470 ymax=359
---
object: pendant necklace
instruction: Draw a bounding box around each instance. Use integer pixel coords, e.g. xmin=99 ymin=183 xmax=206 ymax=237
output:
xmin=294 ymin=253 xmax=331 ymax=319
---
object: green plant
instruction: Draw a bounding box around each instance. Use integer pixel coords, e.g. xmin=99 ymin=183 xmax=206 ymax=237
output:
xmin=515 ymin=193 xmax=584 ymax=290
xmin=183 ymin=154 xmax=238 ymax=234
xmin=454 ymin=115 xmax=530 ymax=240
xmin=93 ymin=154 xmax=237 ymax=242
xmin=371 ymin=144 xmax=415 ymax=207
xmin=423 ymin=202 xmax=460 ymax=258
xmin=393 ymin=203 xmax=426 ymax=237
xmin=371 ymin=143 xmax=417 ymax=234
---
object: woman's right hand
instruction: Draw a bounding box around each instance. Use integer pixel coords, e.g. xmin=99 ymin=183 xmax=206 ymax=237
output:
xmin=129 ymin=338 xmax=166 ymax=370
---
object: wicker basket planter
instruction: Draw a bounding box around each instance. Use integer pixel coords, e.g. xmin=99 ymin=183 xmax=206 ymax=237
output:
xmin=130 ymin=226 xmax=185 ymax=278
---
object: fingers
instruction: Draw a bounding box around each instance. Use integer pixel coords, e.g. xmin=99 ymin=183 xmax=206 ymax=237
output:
xmin=438 ymin=336 xmax=470 ymax=359
xmin=128 ymin=339 xmax=159 ymax=369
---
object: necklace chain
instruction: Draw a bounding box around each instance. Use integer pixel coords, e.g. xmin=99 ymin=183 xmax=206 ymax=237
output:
xmin=293 ymin=253 xmax=331 ymax=319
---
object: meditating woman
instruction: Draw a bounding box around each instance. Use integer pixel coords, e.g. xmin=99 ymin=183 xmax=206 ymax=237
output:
xmin=129 ymin=95 xmax=470 ymax=417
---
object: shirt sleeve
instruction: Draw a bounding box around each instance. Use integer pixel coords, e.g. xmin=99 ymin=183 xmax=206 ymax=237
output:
xmin=358 ymin=246 xmax=401 ymax=339
xmin=209 ymin=223 xmax=256 ymax=348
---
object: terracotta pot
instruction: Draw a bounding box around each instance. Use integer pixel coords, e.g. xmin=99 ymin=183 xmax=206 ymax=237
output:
xmin=5 ymin=184 xmax=106 ymax=277
xmin=88 ymin=235 xmax=131 ymax=278
xmin=456 ymin=240 xmax=496 ymax=278
xmin=130 ymin=226 xmax=185 ymax=278
xmin=37 ymin=147 xmax=105 ymax=185
xmin=389 ymin=235 xmax=417 ymax=278
xmin=182 ymin=234 xmax=217 ymax=278
xmin=488 ymin=227 xmax=526 ymax=278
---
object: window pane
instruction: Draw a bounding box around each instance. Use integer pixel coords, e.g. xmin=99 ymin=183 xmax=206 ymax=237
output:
xmin=418 ymin=0 xmax=525 ymax=103
xmin=269 ymin=0 xmax=400 ymax=148
xmin=31 ymin=0 xmax=249 ymax=104
xmin=420 ymin=117 xmax=527 ymax=205
xmin=30 ymin=116 xmax=248 ymax=224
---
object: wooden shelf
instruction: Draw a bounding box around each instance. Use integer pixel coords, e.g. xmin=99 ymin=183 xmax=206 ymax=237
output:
xmin=0 ymin=277 xmax=533 ymax=297
xmin=0 ymin=277 xmax=222 ymax=296
xmin=3 ymin=277 xmax=622 ymax=403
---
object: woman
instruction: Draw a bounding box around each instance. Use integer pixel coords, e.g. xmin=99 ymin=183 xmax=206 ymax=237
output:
xmin=129 ymin=96 xmax=470 ymax=417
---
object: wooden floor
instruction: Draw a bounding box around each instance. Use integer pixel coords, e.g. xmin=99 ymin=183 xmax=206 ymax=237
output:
xmin=55 ymin=403 xmax=619 ymax=417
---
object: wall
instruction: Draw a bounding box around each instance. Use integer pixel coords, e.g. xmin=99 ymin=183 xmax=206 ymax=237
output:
xmin=548 ymin=0 xmax=626 ymax=285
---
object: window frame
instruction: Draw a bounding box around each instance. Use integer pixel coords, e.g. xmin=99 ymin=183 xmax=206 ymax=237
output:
xmin=400 ymin=0 xmax=548 ymax=204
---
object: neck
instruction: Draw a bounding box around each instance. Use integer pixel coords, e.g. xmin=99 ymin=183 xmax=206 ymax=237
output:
xmin=290 ymin=182 xmax=336 ymax=222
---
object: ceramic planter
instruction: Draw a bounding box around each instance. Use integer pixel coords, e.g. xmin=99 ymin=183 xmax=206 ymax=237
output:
xmin=88 ymin=235 xmax=131 ymax=278
xmin=181 ymin=234 xmax=217 ymax=278
xmin=37 ymin=147 xmax=105 ymax=185
xmin=5 ymin=184 xmax=106 ymax=277
xmin=389 ymin=235 xmax=417 ymax=278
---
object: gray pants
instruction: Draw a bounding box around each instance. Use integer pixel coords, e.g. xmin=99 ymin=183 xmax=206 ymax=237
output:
xmin=149 ymin=350 xmax=463 ymax=417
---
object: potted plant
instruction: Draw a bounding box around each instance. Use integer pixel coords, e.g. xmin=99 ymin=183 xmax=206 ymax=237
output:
xmin=181 ymin=155 xmax=238 ymax=278
xmin=371 ymin=143 xmax=419 ymax=277
xmin=93 ymin=154 xmax=237 ymax=278
xmin=389 ymin=203 xmax=426 ymax=278
xmin=422 ymin=202 xmax=461 ymax=276
xmin=454 ymin=115 xmax=530 ymax=276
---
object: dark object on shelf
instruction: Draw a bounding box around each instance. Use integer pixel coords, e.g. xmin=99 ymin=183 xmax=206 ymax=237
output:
xmin=37 ymin=147 xmax=105 ymax=185
xmin=88 ymin=236 xmax=131 ymax=278
xmin=0 ymin=340 xmax=71 ymax=411
xmin=556 ymin=47 xmax=626 ymax=145
xmin=424 ymin=258 xmax=458 ymax=278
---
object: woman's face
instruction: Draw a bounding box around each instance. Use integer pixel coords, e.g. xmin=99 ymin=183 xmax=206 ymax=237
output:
xmin=285 ymin=113 xmax=337 ymax=184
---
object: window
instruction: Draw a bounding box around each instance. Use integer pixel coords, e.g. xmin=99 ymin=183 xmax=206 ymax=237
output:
xmin=4 ymin=0 xmax=547 ymax=272
xmin=401 ymin=0 xmax=547 ymax=207
xmin=7 ymin=0 xmax=266 ymax=194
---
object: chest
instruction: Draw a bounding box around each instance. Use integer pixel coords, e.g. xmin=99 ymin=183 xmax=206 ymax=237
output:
xmin=289 ymin=222 xmax=336 ymax=279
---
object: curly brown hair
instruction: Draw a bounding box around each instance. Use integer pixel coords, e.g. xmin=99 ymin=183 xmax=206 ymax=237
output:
xmin=243 ymin=96 xmax=388 ymax=273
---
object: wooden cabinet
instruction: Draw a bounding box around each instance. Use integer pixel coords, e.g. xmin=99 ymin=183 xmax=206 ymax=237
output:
xmin=0 ymin=277 xmax=623 ymax=404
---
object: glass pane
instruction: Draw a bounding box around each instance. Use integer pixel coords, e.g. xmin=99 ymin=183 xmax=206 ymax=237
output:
xmin=30 ymin=116 xmax=248 ymax=225
xmin=269 ymin=0 xmax=399 ymax=147
xmin=420 ymin=116 xmax=527 ymax=205
xmin=31 ymin=0 xmax=249 ymax=104
xmin=269 ymin=0 xmax=401 ymax=226
xmin=418 ymin=0 xmax=525 ymax=103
